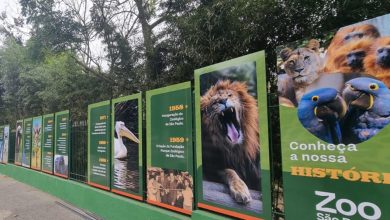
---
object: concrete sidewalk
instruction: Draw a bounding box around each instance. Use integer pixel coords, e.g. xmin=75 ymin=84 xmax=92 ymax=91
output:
xmin=0 ymin=174 xmax=100 ymax=220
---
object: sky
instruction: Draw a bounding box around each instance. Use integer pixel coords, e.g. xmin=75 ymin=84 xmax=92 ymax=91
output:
xmin=0 ymin=0 xmax=30 ymax=46
xmin=0 ymin=0 xmax=109 ymax=70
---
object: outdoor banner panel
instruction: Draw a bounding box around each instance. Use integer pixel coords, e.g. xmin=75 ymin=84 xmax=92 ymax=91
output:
xmin=88 ymin=100 xmax=111 ymax=190
xmin=22 ymin=118 xmax=32 ymax=168
xmin=276 ymin=14 xmax=390 ymax=220
xmin=54 ymin=110 xmax=70 ymax=178
xmin=0 ymin=125 xmax=4 ymax=163
xmin=42 ymin=114 xmax=55 ymax=174
xmin=194 ymin=51 xmax=271 ymax=220
xmin=111 ymin=93 xmax=143 ymax=200
xmin=146 ymin=82 xmax=194 ymax=215
xmin=14 ymin=120 xmax=23 ymax=165
xmin=31 ymin=116 xmax=43 ymax=170
xmin=0 ymin=125 xmax=10 ymax=164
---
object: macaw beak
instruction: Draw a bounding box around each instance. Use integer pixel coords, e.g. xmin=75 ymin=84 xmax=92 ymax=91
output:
xmin=314 ymin=95 xmax=347 ymax=120
xmin=119 ymin=126 xmax=140 ymax=144
xmin=343 ymin=84 xmax=374 ymax=110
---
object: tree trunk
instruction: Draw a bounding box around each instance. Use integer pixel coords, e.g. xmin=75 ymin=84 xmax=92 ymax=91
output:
xmin=134 ymin=0 xmax=158 ymax=81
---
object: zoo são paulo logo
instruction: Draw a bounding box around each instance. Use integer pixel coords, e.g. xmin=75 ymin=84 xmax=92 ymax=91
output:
xmin=315 ymin=191 xmax=381 ymax=220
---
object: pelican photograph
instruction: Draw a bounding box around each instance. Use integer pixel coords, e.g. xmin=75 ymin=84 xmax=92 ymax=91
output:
xmin=14 ymin=121 xmax=23 ymax=165
xmin=112 ymin=98 xmax=141 ymax=196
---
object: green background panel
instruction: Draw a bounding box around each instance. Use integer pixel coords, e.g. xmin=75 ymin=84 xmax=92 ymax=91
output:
xmin=54 ymin=110 xmax=70 ymax=178
xmin=42 ymin=114 xmax=55 ymax=173
xmin=283 ymin=173 xmax=389 ymax=220
xmin=88 ymin=100 xmax=111 ymax=189
xmin=22 ymin=118 xmax=32 ymax=168
xmin=146 ymin=82 xmax=193 ymax=170
xmin=280 ymin=106 xmax=390 ymax=172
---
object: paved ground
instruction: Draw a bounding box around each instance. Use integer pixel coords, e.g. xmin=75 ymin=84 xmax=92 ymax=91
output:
xmin=0 ymin=174 xmax=99 ymax=220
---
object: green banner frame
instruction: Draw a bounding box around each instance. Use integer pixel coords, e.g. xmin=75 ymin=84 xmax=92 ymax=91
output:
xmin=0 ymin=125 xmax=4 ymax=163
xmin=146 ymin=82 xmax=194 ymax=215
xmin=276 ymin=14 xmax=390 ymax=220
xmin=0 ymin=125 xmax=10 ymax=164
xmin=111 ymin=93 xmax=143 ymax=201
xmin=42 ymin=114 xmax=55 ymax=174
xmin=31 ymin=116 xmax=43 ymax=171
xmin=194 ymin=51 xmax=271 ymax=220
xmin=88 ymin=100 xmax=111 ymax=191
xmin=14 ymin=119 xmax=23 ymax=166
xmin=22 ymin=118 xmax=32 ymax=168
xmin=54 ymin=110 xmax=70 ymax=179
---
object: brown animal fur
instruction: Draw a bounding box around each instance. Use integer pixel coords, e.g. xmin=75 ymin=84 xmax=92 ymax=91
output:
xmin=306 ymin=39 xmax=321 ymax=53
xmin=325 ymin=38 xmax=374 ymax=73
xmin=325 ymin=24 xmax=380 ymax=73
xmin=201 ymin=80 xmax=259 ymax=204
xmin=279 ymin=42 xmax=324 ymax=103
xmin=201 ymin=80 xmax=259 ymax=160
xmin=364 ymin=37 xmax=390 ymax=88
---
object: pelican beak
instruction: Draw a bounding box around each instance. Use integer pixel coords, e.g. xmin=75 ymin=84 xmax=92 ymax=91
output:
xmin=119 ymin=126 xmax=140 ymax=143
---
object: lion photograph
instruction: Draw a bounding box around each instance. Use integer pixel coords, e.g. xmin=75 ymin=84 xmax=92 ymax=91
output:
xmin=199 ymin=62 xmax=262 ymax=213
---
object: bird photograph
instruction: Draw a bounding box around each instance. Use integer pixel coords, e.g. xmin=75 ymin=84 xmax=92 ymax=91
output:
xmin=114 ymin=121 xmax=140 ymax=159
xmin=277 ymin=16 xmax=390 ymax=145
xmin=297 ymin=77 xmax=390 ymax=144
xmin=112 ymin=99 xmax=141 ymax=194
xmin=15 ymin=124 xmax=23 ymax=164
xmin=298 ymin=88 xmax=347 ymax=144
xmin=342 ymin=77 xmax=390 ymax=144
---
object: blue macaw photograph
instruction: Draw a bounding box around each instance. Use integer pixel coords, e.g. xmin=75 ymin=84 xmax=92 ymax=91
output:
xmin=277 ymin=14 xmax=390 ymax=144
xmin=298 ymin=77 xmax=390 ymax=144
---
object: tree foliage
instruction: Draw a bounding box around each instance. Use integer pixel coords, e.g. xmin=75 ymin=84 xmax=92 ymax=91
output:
xmin=0 ymin=0 xmax=389 ymax=123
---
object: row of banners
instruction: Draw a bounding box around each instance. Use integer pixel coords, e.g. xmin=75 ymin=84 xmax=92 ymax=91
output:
xmin=86 ymin=76 xmax=270 ymax=219
xmin=13 ymin=112 xmax=69 ymax=177
xmin=5 ymin=13 xmax=390 ymax=220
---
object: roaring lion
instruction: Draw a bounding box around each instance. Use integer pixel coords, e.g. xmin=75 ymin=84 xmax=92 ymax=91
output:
xmin=201 ymin=80 xmax=260 ymax=204
xmin=278 ymin=42 xmax=324 ymax=104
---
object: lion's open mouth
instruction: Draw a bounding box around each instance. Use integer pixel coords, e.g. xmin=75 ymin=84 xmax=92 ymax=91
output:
xmin=220 ymin=107 xmax=241 ymax=144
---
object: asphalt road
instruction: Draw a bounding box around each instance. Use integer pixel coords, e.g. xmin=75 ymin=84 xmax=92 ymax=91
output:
xmin=0 ymin=174 xmax=98 ymax=220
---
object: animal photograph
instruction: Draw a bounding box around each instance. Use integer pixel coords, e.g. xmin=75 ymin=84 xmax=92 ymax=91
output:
xmin=112 ymin=98 xmax=141 ymax=195
xmin=1 ymin=126 xmax=9 ymax=164
xmin=54 ymin=155 xmax=68 ymax=176
xmin=31 ymin=117 xmax=42 ymax=170
xmin=277 ymin=14 xmax=390 ymax=144
xmin=199 ymin=62 xmax=262 ymax=213
xmin=0 ymin=129 xmax=3 ymax=163
xmin=14 ymin=121 xmax=23 ymax=165
xmin=22 ymin=120 xmax=32 ymax=168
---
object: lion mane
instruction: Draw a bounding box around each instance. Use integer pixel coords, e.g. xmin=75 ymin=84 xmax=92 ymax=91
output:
xmin=200 ymin=80 xmax=260 ymax=189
